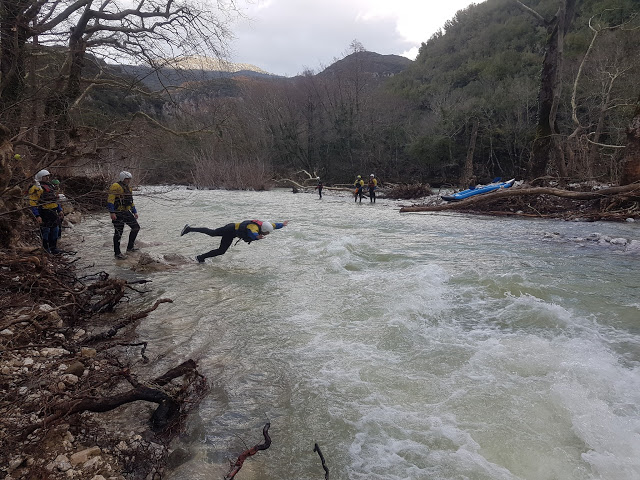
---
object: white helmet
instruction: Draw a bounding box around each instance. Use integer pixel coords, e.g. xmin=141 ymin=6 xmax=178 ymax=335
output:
xmin=119 ymin=171 xmax=132 ymax=181
xmin=261 ymin=222 xmax=274 ymax=234
xmin=35 ymin=169 xmax=50 ymax=182
xmin=370 ymin=173 xmax=375 ymax=177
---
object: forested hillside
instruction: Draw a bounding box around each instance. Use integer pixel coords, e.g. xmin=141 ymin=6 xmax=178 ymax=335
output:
xmin=391 ymin=0 xmax=640 ymax=186
xmin=122 ymin=0 xmax=639 ymax=188
xmin=1 ymin=0 xmax=639 ymax=193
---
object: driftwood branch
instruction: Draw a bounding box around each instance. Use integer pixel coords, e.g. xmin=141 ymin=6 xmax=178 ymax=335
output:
xmin=399 ymin=183 xmax=640 ymax=212
xmin=224 ymin=423 xmax=272 ymax=480
xmin=314 ymin=443 xmax=329 ymax=480
xmin=85 ymin=298 xmax=173 ymax=344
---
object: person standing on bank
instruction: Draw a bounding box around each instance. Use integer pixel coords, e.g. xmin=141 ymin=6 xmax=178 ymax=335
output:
xmin=181 ymin=219 xmax=288 ymax=263
xmin=354 ymin=175 xmax=365 ymax=203
xmin=107 ymin=171 xmax=140 ymax=259
xmin=29 ymin=169 xmax=64 ymax=253
xmin=368 ymin=173 xmax=378 ymax=203
xmin=315 ymin=179 xmax=323 ymax=199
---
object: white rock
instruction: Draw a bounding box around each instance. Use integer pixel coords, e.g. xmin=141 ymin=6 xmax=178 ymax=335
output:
xmin=8 ymin=456 xmax=24 ymax=472
xmin=41 ymin=347 xmax=70 ymax=357
xmin=0 ymin=328 xmax=13 ymax=336
xmin=38 ymin=304 xmax=54 ymax=313
xmin=626 ymin=218 xmax=635 ymax=222
xmin=610 ymin=237 xmax=628 ymax=246
xmin=52 ymin=454 xmax=72 ymax=472
xmin=73 ymin=329 xmax=86 ymax=340
xmin=81 ymin=347 xmax=97 ymax=358
xmin=61 ymin=374 xmax=79 ymax=385
xmin=626 ymin=240 xmax=640 ymax=252
xmin=70 ymin=446 xmax=102 ymax=466
xmin=23 ymin=358 xmax=34 ymax=366
xmin=83 ymin=456 xmax=101 ymax=469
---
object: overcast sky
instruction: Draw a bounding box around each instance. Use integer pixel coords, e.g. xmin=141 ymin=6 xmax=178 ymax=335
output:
xmin=227 ymin=0 xmax=481 ymax=77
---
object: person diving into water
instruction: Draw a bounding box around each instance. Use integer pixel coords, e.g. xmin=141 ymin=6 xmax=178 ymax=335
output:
xmin=181 ymin=219 xmax=289 ymax=263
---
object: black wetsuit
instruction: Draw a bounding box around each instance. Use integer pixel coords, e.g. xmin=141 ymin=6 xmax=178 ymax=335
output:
xmin=109 ymin=181 xmax=140 ymax=256
xmin=112 ymin=211 xmax=140 ymax=255
xmin=189 ymin=221 xmax=259 ymax=260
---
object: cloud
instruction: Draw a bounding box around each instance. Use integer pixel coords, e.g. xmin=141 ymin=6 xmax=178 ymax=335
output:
xmin=228 ymin=0 xmax=479 ymax=76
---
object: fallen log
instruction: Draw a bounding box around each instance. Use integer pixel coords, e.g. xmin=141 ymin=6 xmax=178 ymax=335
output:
xmin=399 ymin=183 xmax=640 ymax=213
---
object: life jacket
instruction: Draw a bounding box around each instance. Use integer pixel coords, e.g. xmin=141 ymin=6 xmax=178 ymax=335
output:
xmin=38 ymin=182 xmax=58 ymax=205
xmin=235 ymin=220 xmax=262 ymax=243
xmin=113 ymin=181 xmax=134 ymax=210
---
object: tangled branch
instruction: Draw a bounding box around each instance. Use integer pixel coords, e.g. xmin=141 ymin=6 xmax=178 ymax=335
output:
xmin=224 ymin=423 xmax=272 ymax=480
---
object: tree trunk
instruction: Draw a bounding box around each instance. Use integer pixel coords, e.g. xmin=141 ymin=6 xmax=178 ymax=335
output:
xmin=621 ymin=95 xmax=640 ymax=185
xmin=460 ymin=117 xmax=479 ymax=187
xmin=527 ymin=0 xmax=577 ymax=182
xmin=0 ymin=2 xmax=30 ymax=131
xmin=588 ymin=75 xmax=616 ymax=178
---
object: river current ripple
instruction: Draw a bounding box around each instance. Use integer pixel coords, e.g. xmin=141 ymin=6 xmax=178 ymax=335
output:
xmin=70 ymin=187 xmax=640 ymax=480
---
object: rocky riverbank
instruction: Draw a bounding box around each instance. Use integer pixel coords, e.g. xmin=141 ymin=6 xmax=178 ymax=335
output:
xmin=1 ymin=237 xmax=205 ymax=479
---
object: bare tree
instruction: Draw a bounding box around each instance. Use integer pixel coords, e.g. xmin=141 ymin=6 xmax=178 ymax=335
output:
xmin=621 ymin=94 xmax=640 ymax=185
xmin=1 ymin=0 xmax=238 ymax=157
xmin=516 ymin=0 xmax=577 ymax=182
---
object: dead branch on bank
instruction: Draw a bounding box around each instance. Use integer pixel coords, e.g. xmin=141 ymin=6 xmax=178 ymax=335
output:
xmin=21 ymin=360 xmax=204 ymax=439
xmin=85 ymin=298 xmax=173 ymax=344
xmin=385 ymin=183 xmax=432 ymax=200
xmin=400 ymin=183 xmax=640 ymax=219
xmin=224 ymin=423 xmax=272 ymax=480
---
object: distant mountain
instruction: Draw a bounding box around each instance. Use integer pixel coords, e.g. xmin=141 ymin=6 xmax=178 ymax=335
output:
xmin=318 ymin=51 xmax=413 ymax=78
xmin=112 ymin=52 xmax=412 ymax=91
xmin=113 ymin=55 xmax=277 ymax=91
xmin=168 ymin=55 xmax=271 ymax=75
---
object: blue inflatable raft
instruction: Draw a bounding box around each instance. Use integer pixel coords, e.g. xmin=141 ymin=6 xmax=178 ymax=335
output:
xmin=441 ymin=178 xmax=515 ymax=202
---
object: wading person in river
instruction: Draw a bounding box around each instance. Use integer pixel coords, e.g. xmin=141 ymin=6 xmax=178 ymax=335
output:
xmin=368 ymin=173 xmax=378 ymax=203
xmin=181 ymin=219 xmax=288 ymax=263
xmin=107 ymin=171 xmax=140 ymax=259
xmin=354 ymin=175 xmax=365 ymax=203
xmin=28 ymin=169 xmax=64 ymax=254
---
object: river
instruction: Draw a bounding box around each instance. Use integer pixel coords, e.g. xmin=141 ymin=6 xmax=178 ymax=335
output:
xmin=69 ymin=187 xmax=640 ymax=480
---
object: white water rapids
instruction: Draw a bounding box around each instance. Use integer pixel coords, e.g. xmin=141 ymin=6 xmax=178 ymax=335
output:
xmin=68 ymin=187 xmax=640 ymax=480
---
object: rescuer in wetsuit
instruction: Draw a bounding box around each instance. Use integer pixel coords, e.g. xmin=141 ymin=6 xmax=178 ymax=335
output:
xmin=28 ymin=169 xmax=64 ymax=253
xmin=107 ymin=171 xmax=140 ymax=259
xmin=368 ymin=174 xmax=378 ymax=203
xmin=181 ymin=219 xmax=288 ymax=263
xmin=354 ymin=175 xmax=365 ymax=203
